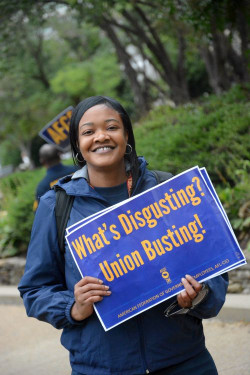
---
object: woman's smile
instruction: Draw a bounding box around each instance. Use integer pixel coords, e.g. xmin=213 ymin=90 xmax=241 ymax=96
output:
xmin=91 ymin=145 xmax=115 ymax=153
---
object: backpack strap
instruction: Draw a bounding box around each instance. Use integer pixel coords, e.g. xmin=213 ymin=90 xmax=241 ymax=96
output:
xmin=54 ymin=186 xmax=74 ymax=254
xmin=151 ymin=170 xmax=173 ymax=184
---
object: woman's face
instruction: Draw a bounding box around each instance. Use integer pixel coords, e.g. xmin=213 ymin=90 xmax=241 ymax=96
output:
xmin=78 ymin=104 xmax=128 ymax=173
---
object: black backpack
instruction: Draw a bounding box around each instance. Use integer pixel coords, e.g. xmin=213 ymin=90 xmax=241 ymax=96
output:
xmin=55 ymin=170 xmax=172 ymax=254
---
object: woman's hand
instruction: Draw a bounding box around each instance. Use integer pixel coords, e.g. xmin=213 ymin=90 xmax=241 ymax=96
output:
xmin=71 ymin=276 xmax=111 ymax=321
xmin=177 ymin=274 xmax=202 ymax=309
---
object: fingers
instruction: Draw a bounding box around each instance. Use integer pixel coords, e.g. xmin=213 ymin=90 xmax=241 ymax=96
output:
xmin=177 ymin=292 xmax=191 ymax=308
xmin=177 ymin=275 xmax=203 ymax=309
xmin=77 ymin=282 xmax=110 ymax=294
xmin=75 ymin=286 xmax=111 ymax=304
xmin=181 ymin=278 xmax=198 ymax=300
xmin=185 ymin=274 xmax=202 ymax=293
xmin=76 ymin=276 xmax=103 ymax=287
xmin=74 ymin=276 xmax=111 ymax=305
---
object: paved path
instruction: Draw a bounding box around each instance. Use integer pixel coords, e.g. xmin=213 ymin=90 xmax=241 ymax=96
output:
xmin=204 ymin=319 xmax=250 ymax=375
xmin=0 ymin=304 xmax=70 ymax=375
xmin=0 ymin=290 xmax=250 ymax=375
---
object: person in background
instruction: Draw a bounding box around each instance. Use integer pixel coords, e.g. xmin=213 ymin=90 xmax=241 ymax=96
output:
xmin=33 ymin=143 xmax=78 ymax=210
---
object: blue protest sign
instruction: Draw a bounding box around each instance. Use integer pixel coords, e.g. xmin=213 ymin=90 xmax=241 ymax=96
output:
xmin=66 ymin=167 xmax=245 ymax=331
xmin=39 ymin=106 xmax=73 ymax=150
xmin=200 ymin=167 xmax=246 ymax=273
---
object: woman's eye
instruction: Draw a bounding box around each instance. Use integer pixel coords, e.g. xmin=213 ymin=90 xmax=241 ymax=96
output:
xmin=82 ymin=129 xmax=93 ymax=136
xmin=108 ymin=125 xmax=118 ymax=131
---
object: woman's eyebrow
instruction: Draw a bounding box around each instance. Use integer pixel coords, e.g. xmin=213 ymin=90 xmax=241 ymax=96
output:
xmin=105 ymin=118 xmax=120 ymax=123
xmin=79 ymin=122 xmax=93 ymax=128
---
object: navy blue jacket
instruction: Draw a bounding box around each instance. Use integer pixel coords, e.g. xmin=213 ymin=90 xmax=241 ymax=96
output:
xmin=19 ymin=158 xmax=228 ymax=375
xmin=36 ymin=162 xmax=78 ymax=200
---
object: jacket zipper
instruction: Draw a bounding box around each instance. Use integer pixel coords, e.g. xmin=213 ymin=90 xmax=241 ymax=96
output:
xmin=137 ymin=315 xmax=150 ymax=374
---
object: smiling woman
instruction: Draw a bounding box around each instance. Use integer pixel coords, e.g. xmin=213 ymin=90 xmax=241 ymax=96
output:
xmin=18 ymin=95 xmax=228 ymax=375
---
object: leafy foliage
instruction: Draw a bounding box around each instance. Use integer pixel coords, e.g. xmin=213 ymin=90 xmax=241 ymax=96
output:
xmin=0 ymin=159 xmax=76 ymax=257
xmin=0 ymin=4 xmax=133 ymax=165
xmin=0 ymin=169 xmax=44 ymax=257
xmin=135 ymin=85 xmax=249 ymax=184
xmin=134 ymin=85 xmax=250 ymax=245
xmin=0 ymin=140 xmax=22 ymax=167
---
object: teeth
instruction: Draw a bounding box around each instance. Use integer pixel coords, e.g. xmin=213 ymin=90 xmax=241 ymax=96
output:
xmin=94 ymin=147 xmax=113 ymax=153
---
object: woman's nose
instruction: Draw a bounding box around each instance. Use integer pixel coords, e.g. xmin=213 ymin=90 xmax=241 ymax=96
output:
xmin=94 ymin=130 xmax=110 ymax=142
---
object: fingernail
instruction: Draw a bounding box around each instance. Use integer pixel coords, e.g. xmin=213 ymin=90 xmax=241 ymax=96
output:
xmin=107 ymin=291 xmax=111 ymax=295
xmin=181 ymin=277 xmax=185 ymax=283
xmin=105 ymin=286 xmax=109 ymax=290
xmin=185 ymin=274 xmax=191 ymax=278
xmin=99 ymin=279 xmax=103 ymax=284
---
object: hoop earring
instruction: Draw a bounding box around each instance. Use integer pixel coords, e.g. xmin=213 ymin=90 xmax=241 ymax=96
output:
xmin=75 ymin=153 xmax=84 ymax=162
xmin=125 ymin=144 xmax=132 ymax=155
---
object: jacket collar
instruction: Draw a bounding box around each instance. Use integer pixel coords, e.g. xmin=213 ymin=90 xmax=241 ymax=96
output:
xmin=71 ymin=159 xmax=133 ymax=182
xmin=71 ymin=165 xmax=89 ymax=180
xmin=56 ymin=156 xmax=148 ymax=198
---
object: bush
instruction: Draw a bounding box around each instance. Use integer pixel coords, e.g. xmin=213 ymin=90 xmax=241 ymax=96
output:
xmin=217 ymin=162 xmax=250 ymax=248
xmin=0 ymin=159 xmax=75 ymax=258
xmin=0 ymin=168 xmax=44 ymax=257
xmin=0 ymin=140 xmax=22 ymax=167
xmin=135 ymin=85 xmax=249 ymax=248
xmin=135 ymin=85 xmax=249 ymax=186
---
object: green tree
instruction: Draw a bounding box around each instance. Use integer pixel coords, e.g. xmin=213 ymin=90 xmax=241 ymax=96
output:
xmin=0 ymin=2 xmax=132 ymax=165
xmin=0 ymin=0 xmax=248 ymax=133
xmin=182 ymin=0 xmax=249 ymax=93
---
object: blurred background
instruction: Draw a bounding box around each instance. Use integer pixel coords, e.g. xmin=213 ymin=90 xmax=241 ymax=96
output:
xmin=0 ymin=0 xmax=249 ymax=266
xmin=0 ymin=1 xmax=249 ymax=374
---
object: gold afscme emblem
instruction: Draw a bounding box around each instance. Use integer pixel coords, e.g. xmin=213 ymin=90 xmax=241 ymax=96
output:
xmin=160 ymin=268 xmax=171 ymax=283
